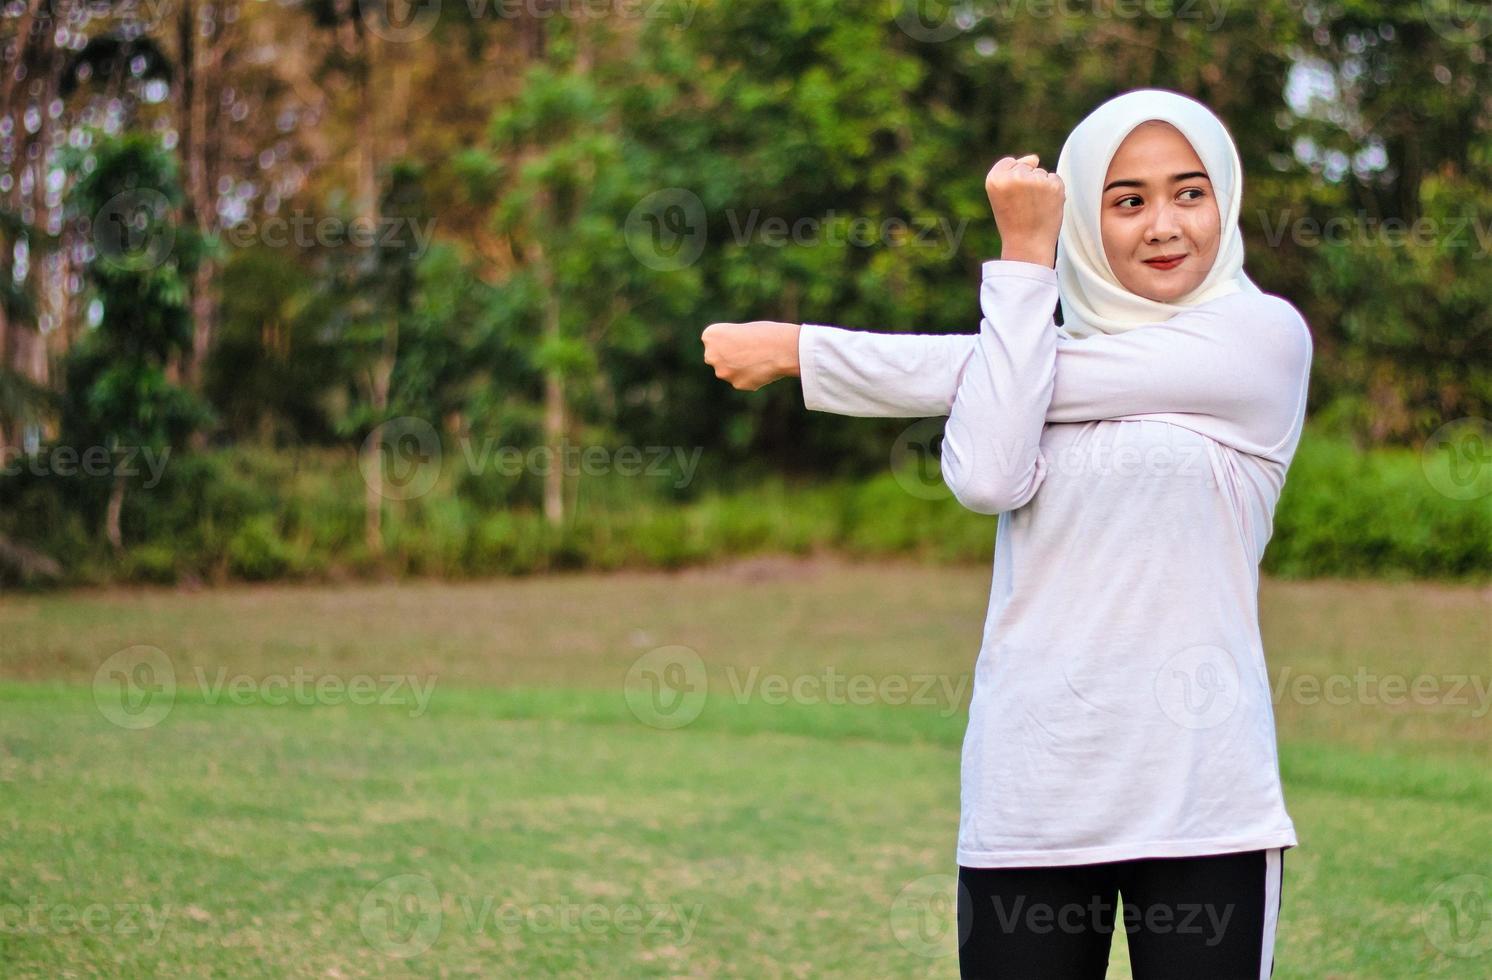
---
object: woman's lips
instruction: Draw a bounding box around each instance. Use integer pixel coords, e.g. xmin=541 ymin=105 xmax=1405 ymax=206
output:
xmin=1143 ymin=254 xmax=1186 ymax=270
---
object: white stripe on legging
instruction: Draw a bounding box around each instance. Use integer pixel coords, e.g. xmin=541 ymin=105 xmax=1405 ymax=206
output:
xmin=1259 ymin=847 xmax=1283 ymax=980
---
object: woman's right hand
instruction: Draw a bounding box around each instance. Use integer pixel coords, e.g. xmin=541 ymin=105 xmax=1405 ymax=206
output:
xmin=985 ymin=153 xmax=1065 ymax=267
xmin=701 ymin=320 xmax=801 ymax=391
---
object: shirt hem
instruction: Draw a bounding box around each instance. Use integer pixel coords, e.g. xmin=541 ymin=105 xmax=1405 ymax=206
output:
xmin=956 ymin=830 xmax=1299 ymax=869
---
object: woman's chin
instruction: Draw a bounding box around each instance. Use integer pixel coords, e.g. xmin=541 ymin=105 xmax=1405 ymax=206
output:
xmin=1127 ymin=275 xmax=1203 ymax=304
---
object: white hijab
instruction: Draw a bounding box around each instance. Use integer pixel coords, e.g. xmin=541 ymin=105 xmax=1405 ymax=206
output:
xmin=1053 ymin=88 xmax=1260 ymax=340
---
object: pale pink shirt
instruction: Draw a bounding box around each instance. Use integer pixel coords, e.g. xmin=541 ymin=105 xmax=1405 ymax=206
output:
xmin=798 ymin=258 xmax=1313 ymax=867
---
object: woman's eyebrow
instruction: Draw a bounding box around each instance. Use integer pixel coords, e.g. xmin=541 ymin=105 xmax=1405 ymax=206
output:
xmin=1102 ymin=171 xmax=1211 ymax=193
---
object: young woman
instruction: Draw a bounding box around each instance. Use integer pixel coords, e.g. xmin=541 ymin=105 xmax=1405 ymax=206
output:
xmin=702 ymin=89 xmax=1313 ymax=979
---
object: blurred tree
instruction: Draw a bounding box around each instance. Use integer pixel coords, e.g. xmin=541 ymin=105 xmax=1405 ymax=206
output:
xmin=0 ymin=207 xmax=52 ymax=445
xmin=0 ymin=0 xmax=67 ymax=452
xmin=312 ymin=160 xmax=436 ymax=553
xmin=5 ymin=0 xmax=1489 ymax=496
xmin=1262 ymin=1 xmax=1492 ymax=442
xmin=461 ymin=15 xmax=699 ymax=523
xmin=203 ymin=244 xmax=342 ymax=445
xmin=58 ymin=133 xmax=211 ymax=550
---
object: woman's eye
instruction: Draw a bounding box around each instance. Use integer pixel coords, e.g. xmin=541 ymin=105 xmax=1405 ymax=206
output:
xmin=1117 ymin=196 xmax=1142 ymax=209
xmin=1179 ymin=188 xmax=1206 ymax=202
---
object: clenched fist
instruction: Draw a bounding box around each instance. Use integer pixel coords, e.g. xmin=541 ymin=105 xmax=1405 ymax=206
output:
xmin=701 ymin=320 xmax=801 ymax=391
xmin=986 ymin=153 xmax=1065 ymax=267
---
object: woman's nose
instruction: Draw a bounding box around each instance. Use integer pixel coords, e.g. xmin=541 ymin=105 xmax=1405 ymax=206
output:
xmin=1144 ymin=202 xmax=1182 ymax=242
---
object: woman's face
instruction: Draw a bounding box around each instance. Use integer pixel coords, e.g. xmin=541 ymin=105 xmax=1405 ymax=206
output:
xmin=1099 ymin=120 xmax=1221 ymax=303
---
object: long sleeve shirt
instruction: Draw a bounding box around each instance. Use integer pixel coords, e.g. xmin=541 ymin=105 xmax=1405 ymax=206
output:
xmin=797 ymin=259 xmax=1313 ymax=867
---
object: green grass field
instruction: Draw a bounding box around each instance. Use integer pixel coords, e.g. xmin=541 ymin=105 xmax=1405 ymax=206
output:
xmin=1 ymin=556 xmax=1488 ymax=977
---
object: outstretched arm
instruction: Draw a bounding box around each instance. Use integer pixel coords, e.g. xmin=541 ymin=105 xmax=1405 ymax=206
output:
xmin=797 ymin=321 xmax=978 ymax=418
xmin=799 ymin=291 xmax=1312 ymax=463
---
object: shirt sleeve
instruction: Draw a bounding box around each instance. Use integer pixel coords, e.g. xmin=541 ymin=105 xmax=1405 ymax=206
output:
xmin=936 ymin=259 xmax=1060 ymax=515
xmin=798 ymin=289 xmax=1313 ymax=464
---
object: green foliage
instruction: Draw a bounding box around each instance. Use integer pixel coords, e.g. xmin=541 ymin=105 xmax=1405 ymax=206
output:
xmin=1268 ymin=429 xmax=1492 ymax=580
xmin=76 ymin=0 xmax=1489 ymax=475
xmin=1297 ymin=172 xmax=1492 ymax=442
xmin=205 ymin=245 xmax=341 ymax=444
xmin=15 ymin=1 xmax=1492 ymax=583
xmin=227 ymin=515 xmax=295 ymax=581
xmin=123 ymin=542 xmax=179 ymax=585
xmin=0 ymin=427 xmax=1487 ymax=587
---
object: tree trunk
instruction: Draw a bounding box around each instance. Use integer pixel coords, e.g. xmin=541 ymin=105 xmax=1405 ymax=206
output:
xmin=179 ymin=0 xmax=226 ymax=398
xmin=350 ymin=18 xmax=393 ymax=555
xmin=530 ymin=235 xmax=565 ymax=527
xmin=0 ymin=0 xmax=48 ymax=453
xmin=543 ymin=343 xmax=565 ymax=527
xmin=363 ymin=420 xmax=383 ymax=554
xmin=106 ymin=471 xmax=127 ymax=553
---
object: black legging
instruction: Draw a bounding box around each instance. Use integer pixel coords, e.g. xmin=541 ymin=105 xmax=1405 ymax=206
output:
xmin=957 ymin=848 xmax=1285 ymax=979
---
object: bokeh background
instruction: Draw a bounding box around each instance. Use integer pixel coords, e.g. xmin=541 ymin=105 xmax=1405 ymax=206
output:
xmin=1 ymin=0 xmax=1489 ymax=976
